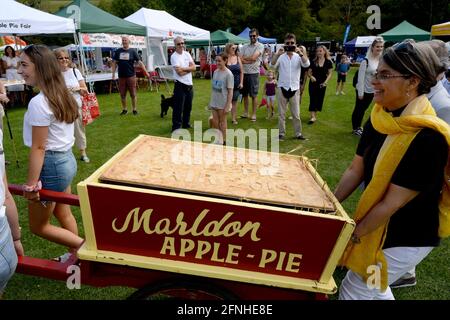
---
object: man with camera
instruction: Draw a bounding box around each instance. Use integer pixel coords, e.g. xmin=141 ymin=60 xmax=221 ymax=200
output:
xmin=271 ymin=33 xmax=310 ymax=141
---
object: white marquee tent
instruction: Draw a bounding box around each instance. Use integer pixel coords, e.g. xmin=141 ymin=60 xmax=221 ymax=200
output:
xmin=125 ymin=8 xmax=210 ymax=78
xmin=0 ymin=0 xmax=75 ymax=35
xmin=125 ymin=8 xmax=210 ymax=41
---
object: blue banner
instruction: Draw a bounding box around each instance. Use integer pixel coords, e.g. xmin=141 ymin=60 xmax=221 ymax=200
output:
xmin=343 ymin=24 xmax=351 ymax=44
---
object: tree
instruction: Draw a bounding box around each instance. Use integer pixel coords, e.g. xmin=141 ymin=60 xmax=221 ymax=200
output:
xmin=110 ymin=0 xmax=139 ymax=18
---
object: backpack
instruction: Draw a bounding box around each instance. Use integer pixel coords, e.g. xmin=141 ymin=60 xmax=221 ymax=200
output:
xmin=352 ymin=58 xmax=368 ymax=88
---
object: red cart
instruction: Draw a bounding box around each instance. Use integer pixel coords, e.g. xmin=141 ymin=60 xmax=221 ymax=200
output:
xmin=9 ymin=135 xmax=354 ymax=300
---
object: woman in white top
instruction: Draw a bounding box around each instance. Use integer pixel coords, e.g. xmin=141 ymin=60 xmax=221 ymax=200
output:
xmin=54 ymin=48 xmax=90 ymax=163
xmin=18 ymin=45 xmax=83 ymax=259
xmin=351 ymin=37 xmax=384 ymax=136
xmin=1 ymin=46 xmax=24 ymax=105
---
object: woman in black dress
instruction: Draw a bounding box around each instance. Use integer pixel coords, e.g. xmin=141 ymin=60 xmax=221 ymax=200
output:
xmin=307 ymin=45 xmax=333 ymax=124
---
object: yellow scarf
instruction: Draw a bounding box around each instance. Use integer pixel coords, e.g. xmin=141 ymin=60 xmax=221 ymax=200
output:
xmin=339 ymin=95 xmax=450 ymax=291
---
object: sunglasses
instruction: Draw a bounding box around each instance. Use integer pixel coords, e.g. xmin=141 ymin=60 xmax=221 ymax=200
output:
xmin=24 ymin=44 xmax=43 ymax=57
xmin=373 ymin=71 xmax=410 ymax=81
xmin=249 ymin=35 xmax=257 ymax=38
xmin=284 ymin=41 xmax=295 ymax=45
xmin=176 ymin=42 xmax=185 ymax=46
xmin=392 ymin=40 xmax=415 ymax=53
xmin=57 ymin=57 xmax=70 ymax=60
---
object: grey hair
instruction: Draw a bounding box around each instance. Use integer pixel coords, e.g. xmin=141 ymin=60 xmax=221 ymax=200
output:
xmin=174 ymin=36 xmax=184 ymax=44
xmin=418 ymin=40 xmax=449 ymax=72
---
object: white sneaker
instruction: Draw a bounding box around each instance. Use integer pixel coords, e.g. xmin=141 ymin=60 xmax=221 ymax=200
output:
xmin=341 ymin=91 xmax=345 ymax=95
xmin=80 ymin=155 xmax=90 ymax=163
xmin=53 ymin=252 xmax=72 ymax=263
xmin=336 ymin=92 xmax=339 ymax=95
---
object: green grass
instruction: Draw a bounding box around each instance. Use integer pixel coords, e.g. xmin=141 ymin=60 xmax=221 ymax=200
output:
xmin=3 ymin=68 xmax=449 ymax=300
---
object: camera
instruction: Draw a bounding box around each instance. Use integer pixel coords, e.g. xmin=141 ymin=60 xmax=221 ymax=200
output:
xmin=284 ymin=45 xmax=296 ymax=52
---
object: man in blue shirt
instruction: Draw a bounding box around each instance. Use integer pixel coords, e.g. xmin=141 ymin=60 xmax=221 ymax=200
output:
xmin=112 ymin=36 xmax=149 ymax=115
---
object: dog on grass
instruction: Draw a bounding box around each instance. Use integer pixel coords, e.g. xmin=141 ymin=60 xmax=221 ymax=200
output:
xmin=160 ymin=94 xmax=174 ymax=118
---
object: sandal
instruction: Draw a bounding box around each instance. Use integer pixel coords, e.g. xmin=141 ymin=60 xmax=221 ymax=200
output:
xmin=232 ymin=120 xmax=238 ymax=125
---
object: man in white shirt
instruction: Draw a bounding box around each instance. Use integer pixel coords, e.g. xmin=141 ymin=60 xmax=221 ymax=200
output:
xmin=271 ymin=33 xmax=310 ymax=140
xmin=240 ymin=28 xmax=264 ymax=121
xmin=170 ymin=36 xmax=196 ymax=132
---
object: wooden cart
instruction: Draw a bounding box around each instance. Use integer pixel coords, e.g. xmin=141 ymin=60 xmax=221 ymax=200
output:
xmin=10 ymin=135 xmax=354 ymax=300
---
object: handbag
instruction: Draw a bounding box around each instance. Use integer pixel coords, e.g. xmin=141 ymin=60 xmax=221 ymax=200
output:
xmin=81 ymin=92 xmax=100 ymax=125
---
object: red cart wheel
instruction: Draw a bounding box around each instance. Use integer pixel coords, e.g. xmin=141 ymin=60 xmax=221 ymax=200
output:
xmin=127 ymin=278 xmax=239 ymax=300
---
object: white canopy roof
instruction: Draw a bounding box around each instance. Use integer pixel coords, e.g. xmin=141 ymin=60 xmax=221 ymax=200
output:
xmin=0 ymin=0 xmax=75 ymax=35
xmin=125 ymin=8 xmax=209 ymax=41
xmin=355 ymin=36 xmax=377 ymax=47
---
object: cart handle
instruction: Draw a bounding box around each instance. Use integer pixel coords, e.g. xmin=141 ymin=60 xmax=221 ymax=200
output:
xmin=8 ymin=184 xmax=80 ymax=207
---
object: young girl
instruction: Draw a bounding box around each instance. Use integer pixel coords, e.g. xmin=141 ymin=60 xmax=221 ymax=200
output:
xmin=208 ymin=52 xmax=234 ymax=145
xmin=264 ymin=70 xmax=277 ymax=119
xmin=335 ymin=54 xmax=350 ymax=95
xmin=19 ymin=45 xmax=83 ymax=261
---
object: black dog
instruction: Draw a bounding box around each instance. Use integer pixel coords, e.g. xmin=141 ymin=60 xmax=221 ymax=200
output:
xmin=160 ymin=94 xmax=174 ymax=118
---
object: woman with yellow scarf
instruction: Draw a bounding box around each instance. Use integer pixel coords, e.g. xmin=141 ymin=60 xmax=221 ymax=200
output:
xmin=334 ymin=41 xmax=450 ymax=300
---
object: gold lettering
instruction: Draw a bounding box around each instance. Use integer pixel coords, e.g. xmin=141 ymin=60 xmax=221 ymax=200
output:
xmin=179 ymin=239 xmax=195 ymax=257
xmin=160 ymin=236 xmax=176 ymax=255
xmin=211 ymin=242 xmax=225 ymax=262
xmin=112 ymin=208 xmax=154 ymax=233
xmin=112 ymin=208 xmax=137 ymax=233
xmin=259 ymin=249 xmax=277 ymax=268
xmin=225 ymin=244 xmax=241 ymax=264
xmin=222 ymin=221 xmax=241 ymax=237
xmin=175 ymin=212 xmax=189 ymax=235
xmin=187 ymin=209 xmax=209 ymax=236
xmin=286 ymin=253 xmax=303 ymax=273
xmin=112 ymin=207 xmax=261 ymax=242
xmin=195 ymin=240 xmax=211 ymax=259
xmin=240 ymin=221 xmax=261 ymax=241
xmin=155 ymin=218 xmax=176 ymax=234
xmin=203 ymin=212 xmax=234 ymax=236
xmin=276 ymin=251 xmax=286 ymax=271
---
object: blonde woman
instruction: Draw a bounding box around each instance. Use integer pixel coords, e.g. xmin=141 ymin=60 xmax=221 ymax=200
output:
xmin=307 ymin=45 xmax=333 ymax=124
xmin=225 ymin=43 xmax=243 ymax=125
xmin=19 ymin=45 xmax=83 ymax=261
xmin=351 ymin=37 xmax=384 ymax=136
xmin=54 ymin=48 xmax=90 ymax=163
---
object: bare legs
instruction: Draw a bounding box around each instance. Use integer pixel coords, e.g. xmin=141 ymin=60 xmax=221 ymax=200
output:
xmin=211 ymin=109 xmax=227 ymax=144
xmin=28 ymin=185 xmax=83 ymax=251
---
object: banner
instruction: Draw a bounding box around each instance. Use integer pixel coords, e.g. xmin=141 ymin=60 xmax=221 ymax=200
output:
xmin=343 ymin=24 xmax=351 ymax=44
xmin=80 ymin=33 xmax=145 ymax=49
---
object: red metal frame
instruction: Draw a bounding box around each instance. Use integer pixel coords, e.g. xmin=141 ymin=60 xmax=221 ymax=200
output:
xmin=8 ymin=184 xmax=328 ymax=300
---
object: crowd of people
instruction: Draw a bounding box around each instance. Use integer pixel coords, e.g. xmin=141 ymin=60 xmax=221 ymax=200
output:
xmin=0 ymin=29 xmax=450 ymax=301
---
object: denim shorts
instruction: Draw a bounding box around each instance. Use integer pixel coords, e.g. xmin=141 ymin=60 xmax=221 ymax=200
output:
xmin=40 ymin=150 xmax=77 ymax=192
xmin=0 ymin=208 xmax=18 ymax=294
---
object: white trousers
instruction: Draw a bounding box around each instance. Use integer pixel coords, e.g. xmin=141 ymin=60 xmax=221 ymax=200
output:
xmin=339 ymin=246 xmax=433 ymax=300
xmin=277 ymin=88 xmax=302 ymax=137
xmin=74 ymin=107 xmax=87 ymax=150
